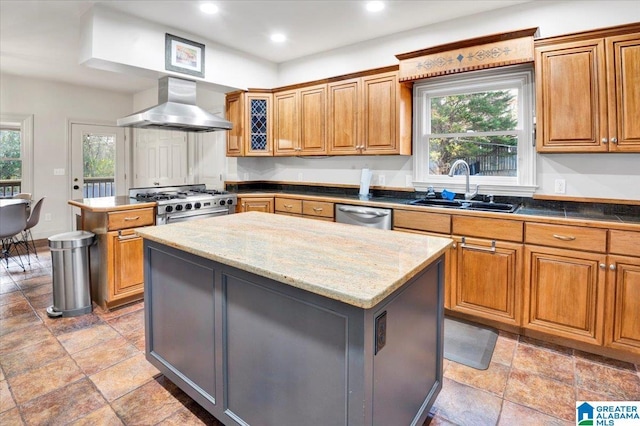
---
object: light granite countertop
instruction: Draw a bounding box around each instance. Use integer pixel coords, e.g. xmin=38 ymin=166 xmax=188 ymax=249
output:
xmin=135 ymin=211 xmax=452 ymax=309
xmin=69 ymin=196 xmax=156 ymax=212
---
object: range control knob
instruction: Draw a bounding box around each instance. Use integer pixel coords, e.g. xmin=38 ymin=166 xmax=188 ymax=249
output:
xmin=227 ymin=199 xmax=234 ymax=206
xmin=175 ymin=204 xmax=183 ymax=211
xmin=185 ymin=203 xmax=193 ymax=210
xmin=165 ymin=205 xmax=173 ymax=213
xmin=220 ymin=200 xmax=226 ymax=206
xmin=194 ymin=202 xmax=201 ymax=209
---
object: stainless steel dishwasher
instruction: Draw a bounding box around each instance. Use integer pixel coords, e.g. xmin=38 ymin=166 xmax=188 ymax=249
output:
xmin=335 ymin=203 xmax=392 ymax=230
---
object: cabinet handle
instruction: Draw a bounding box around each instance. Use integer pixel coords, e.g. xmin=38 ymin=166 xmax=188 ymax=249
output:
xmin=123 ymin=216 xmax=140 ymax=221
xmin=284 ymin=204 xmax=293 ymax=209
xmin=609 ymin=264 xmax=616 ymax=271
xmin=460 ymin=237 xmax=496 ymax=253
xmin=552 ymin=234 xmax=576 ymax=241
xmin=313 ymin=207 xmax=323 ymax=212
xmin=611 ymin=137 xmax=618 ymax=144
xmin=117 ymin=231 xmax=139 ymax=241
xmin=602 ymin=138 xmax=608 ymax=144
xmin=599 ymin=263 xmax=606 ymax=269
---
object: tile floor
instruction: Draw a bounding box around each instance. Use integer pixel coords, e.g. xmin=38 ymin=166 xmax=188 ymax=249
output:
xmin=1 ymin=243 xmax=639 ymax=425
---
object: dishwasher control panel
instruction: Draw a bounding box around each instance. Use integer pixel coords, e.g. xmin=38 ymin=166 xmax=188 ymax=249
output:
xmin=335 ymin=204 xmax=392 ymax=230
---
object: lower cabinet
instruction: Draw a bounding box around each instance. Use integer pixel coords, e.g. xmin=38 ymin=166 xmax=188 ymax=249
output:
xmin=107 ymin=229 xmax=144 ymax=303
xmin=237 ymin=196 xmax=274 ymax=213
xmin=524 ymin=245 xmax=606 ymax=345
xmin=274 ymin=197 xmax=334 ymax=221
xmin=450 ymin=236 xmax=523 ymax=326
xmin=604 ymin=254 xmax=640 ymax=356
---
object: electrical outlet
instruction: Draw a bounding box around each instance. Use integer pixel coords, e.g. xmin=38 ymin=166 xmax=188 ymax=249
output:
xmin=405 ymin=175 xmax=412 ymax=187
xmin=297 ymin=172 xmax=303 ymax=181
xmin=44 ymin=213 xmax=52 ymax=221
xmin=554 ymin=179 xmax=566 ymax=194
xmin=378 ymin=175 xmax=385 ymax=186
xmin=243 ymin=173 xmax=249 ymax=180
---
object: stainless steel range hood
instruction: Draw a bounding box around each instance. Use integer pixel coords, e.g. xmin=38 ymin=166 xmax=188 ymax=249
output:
xmin=117 ymin=76 xmax=232 ymax=132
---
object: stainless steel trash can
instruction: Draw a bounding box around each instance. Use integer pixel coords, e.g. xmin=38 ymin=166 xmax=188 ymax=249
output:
xmin=46 ymin=231 xmax=96 ymax=318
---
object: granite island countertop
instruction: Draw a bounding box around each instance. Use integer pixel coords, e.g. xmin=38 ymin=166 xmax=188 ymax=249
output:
xmin=135 ymin=211 xmax=452 ymax=309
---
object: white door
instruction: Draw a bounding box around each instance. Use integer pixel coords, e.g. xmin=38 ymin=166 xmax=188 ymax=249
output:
xmin=70 ymin=124 xmax=126 ymax=199
xmin=134 ymin=129 xmax=188 ymax=187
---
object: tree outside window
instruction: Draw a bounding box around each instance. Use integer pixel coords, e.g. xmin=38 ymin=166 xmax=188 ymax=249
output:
xmin=0 ymin=128 xmax=22 ymax=196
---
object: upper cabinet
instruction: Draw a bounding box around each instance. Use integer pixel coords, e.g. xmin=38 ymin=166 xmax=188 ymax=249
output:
xmin=226 ymin=91 xmax=273 ymax=157
xmin=226 ymin=68 xmax=412 ymax=157
xmin=535 ymin=24 xmax=640 ymax=153
xmin=273 ymin=84 xmax=327 ymax=156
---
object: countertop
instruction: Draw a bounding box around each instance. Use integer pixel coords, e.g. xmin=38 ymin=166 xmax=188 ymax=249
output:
xmin=135 ymin=211 xmax=452 ymax=309
xmin=68 ymin=196 xmax=156 ymax=212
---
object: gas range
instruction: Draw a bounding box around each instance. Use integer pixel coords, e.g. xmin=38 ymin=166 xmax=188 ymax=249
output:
xmin=129 ymin=184 xmax=237 ymax=225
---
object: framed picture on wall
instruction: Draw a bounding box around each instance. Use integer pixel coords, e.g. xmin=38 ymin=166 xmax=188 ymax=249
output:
xmin=165 ymin=33 xmax=205 ymax=78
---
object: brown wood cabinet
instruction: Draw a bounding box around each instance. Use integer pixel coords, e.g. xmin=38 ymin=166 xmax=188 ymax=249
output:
xmin=327 ymin=71 xmax=412 ymax=155
xmin=523 ymin=222 xmax=608 ymax=345
xmin=237 ymin=196 xmax=274 ymax=213
xmin=535 ymin=24 xmax=640 ymax=152
xmin=605 ymin=230 xmax=640 ymax=356
xmin=76 ymin=204 xmax=154 ymax=310
xmin=274 ymin=197 xmax=334 ymax=221
xmin=225 ymin=91 xmax=273 ymax=156
xmin=524 ymin=245 xmax=606 ymax=345
xmin=273 ymin=85 xmax=327 ymax=156
xmin=449 ymin=216 xmax=524 ymax=327
xmin=107 ymin=229 xmax=144 ymax=303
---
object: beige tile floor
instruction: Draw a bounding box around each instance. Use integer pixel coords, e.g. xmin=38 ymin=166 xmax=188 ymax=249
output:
xmin=1 ymin=243 xmax=639 ymax=425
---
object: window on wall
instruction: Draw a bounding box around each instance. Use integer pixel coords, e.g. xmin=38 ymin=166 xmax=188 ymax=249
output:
xmin=0 ymin=115 xmax=33 ymax=197
xmin=0 ymin=125 xmax=23 ymax=196
xmin=413 ymin=65 xmax=536 ymax=196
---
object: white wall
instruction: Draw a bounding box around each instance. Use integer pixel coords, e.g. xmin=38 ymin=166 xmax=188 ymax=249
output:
xmin=0 ymin=74 xmax=132 ymax=238
xmin=81 ymin=4 xmax=279 ymax=92
xmin=232 ymin=1 xmax=640 ymax=200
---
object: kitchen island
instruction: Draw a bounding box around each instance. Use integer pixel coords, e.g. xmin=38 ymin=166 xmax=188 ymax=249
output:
xmin=135 ymin=212 xmax=452 ymax=426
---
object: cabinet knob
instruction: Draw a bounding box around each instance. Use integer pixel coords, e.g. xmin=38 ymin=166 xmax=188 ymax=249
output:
xmin=599 ymin=263 xmax=606 ymax=269
xmin=602 ymin=138 xmax=608 ymax=143
xmin=609 ymin=264 xmax=616 ymax=271
xmin=611 ymin=137 xmax=618 ymax=144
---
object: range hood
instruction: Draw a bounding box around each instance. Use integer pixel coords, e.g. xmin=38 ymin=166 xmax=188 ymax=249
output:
xmin=117 ymin=76 xmax=232 ymax=132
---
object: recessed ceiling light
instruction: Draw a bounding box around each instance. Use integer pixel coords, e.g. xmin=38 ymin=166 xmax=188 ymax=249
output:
xmin=200 ymin=3 xmax=219 ymax=14
xmin=270 ymin=33 xmax=287 ymax=43
xmin=366 ymin=1 xmax=385 ymax=12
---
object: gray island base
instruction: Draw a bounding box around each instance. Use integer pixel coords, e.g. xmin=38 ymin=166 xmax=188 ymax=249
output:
xmin=136 ymin=212 xmax=452 ymax=426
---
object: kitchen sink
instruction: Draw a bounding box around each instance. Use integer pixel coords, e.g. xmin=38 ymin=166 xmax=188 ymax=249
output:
xmin=408 ymin=198 xmax=519 ymax=213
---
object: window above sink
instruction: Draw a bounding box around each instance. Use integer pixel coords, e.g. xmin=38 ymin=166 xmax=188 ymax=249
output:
xmin=411 ymin=65 xmax=536 ymax=197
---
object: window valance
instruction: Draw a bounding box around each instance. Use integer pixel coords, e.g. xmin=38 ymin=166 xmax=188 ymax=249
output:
xmin=395 ymin=28 xmax=539 ymax=82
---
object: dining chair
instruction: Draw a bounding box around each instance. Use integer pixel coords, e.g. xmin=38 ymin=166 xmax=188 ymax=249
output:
xmin=21 ymin=196 xmax=45 ymax=261
xmin=14 ymin=193 xmax=32 ymax=200
xmin=0 ymin=202 xmax=28 ymax=271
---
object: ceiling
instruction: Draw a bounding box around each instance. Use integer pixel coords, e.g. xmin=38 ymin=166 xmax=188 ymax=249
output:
xmin=0 ymin=0 xmax=530 ymax=94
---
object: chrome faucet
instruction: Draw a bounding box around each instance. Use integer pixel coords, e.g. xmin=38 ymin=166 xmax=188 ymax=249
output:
xmin=448 ymin=159 xmax=478 ymax=201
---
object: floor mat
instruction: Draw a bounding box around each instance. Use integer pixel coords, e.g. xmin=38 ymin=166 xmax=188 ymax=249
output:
xmin=443 ymin=317 xmax=498 ymax=370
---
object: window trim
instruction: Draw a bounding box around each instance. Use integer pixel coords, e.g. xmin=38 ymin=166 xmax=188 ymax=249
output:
xmin=412 ymin=65 xmax=536 ymax=197
xmin=0 ymin=114 xmax=33 ymax=195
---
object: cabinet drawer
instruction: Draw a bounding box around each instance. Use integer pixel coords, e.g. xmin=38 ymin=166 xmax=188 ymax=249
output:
xmin=302 ymin=200 xmax=334 ymax=218
xmin=609 ymin=230 xmax=640 ymax=257
xmin=393 ymin=210 xmax=451 ymax=234
xmin=453 ymin=216 xmax=523 ymax=242
xmin=275 ymin=198 xmax=303 ymax=214
xmin=108 ymin=208 xmax=155 ymax=230
xmin=525 ymin=222 xmax=607 ymax=252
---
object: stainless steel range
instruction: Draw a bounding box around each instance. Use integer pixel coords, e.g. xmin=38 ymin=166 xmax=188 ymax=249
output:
xmin=129 ymin=184 xmax=237 ymax=225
